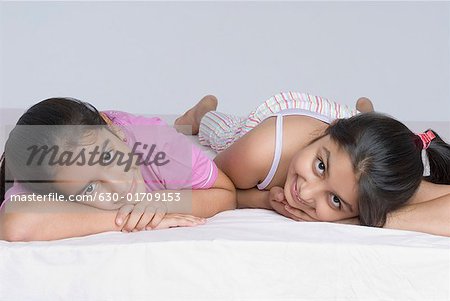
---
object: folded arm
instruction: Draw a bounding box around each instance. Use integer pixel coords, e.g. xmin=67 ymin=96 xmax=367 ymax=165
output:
xmin=236 ymin=188 xmax=270 ymax=209
xmin=0 ymin=198 xmax=122 ymax=242
xmin=0 ymin=169 xmax=235 ymax=241
xmin=137 ymin=168 xmax=236 ymax=219
xmin=384 ymin=192 xmax=450 ymax=237
xmin=156 ymin=170 xmax=236 ymax=220
xmin=180 ymin=168 xmax=236 ymax=217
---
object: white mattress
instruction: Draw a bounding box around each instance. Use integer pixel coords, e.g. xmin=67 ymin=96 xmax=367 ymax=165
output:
xmin=1 ymin=119 xmax=449 ymax=300
xmin=0 ymin=209 xmax=449 ymax=300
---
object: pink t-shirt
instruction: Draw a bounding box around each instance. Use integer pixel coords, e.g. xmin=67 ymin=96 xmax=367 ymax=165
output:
xmin=1 ymin=110 xmax=218 ymax=209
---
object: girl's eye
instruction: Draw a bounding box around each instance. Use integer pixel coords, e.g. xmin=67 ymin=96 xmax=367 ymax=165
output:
xmin=101 ymin=150 xmax=115 ymax=164
xmin=315 ymin=158 xmax=326 ymax=174
xmin=315 ymin=157 xmax=342 ymax=210
xmin=330 ymin=195 xmax=342 ymax=209
xmin=84 ymin=183 xmax=97 ymax=195
xmin=316 ymin=157 xmax=342 ymax=209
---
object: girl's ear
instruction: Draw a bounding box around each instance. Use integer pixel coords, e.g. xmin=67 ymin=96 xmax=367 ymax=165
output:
xmin=99 ymin=112 xmax=126 ymax=142
xmin=99 ymin=112 xmax=113 ymax=126
xmin=108 ymin=124 xmax=126 ymax=142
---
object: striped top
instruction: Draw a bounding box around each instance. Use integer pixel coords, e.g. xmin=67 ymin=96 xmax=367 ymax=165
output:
xmin=252 ymin=92 xmax=359 ymax=190
xmin=245 ymin=91 xmax=358 ymax=132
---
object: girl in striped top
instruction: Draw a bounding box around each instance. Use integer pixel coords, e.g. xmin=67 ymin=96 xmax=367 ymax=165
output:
xmin=175 ymin=92 xmax=450 ymax=236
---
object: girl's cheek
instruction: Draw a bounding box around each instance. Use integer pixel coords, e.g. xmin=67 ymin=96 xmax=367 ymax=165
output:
xmin=315 ymin=206 xmax=338 ymax=221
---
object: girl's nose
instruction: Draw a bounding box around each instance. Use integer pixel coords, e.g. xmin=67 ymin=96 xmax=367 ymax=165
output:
xmin=299 ymin=180 xmax=323 ymax=207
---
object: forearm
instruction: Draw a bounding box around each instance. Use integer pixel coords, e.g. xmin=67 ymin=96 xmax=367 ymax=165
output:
xmin=236 ymin=188 xmax=271 ymax=209
xmin=193 ymin=188 xmax=236 ymax=217
xmin=0 ymin=200 xmax=122 ymax=242
xmin=157 ymin=188 xmax=236 ymax=218
xmin=189 ymin=167 xmax=236 ymax=217
xmin=384 ymin=193 xmax=450 ymax=237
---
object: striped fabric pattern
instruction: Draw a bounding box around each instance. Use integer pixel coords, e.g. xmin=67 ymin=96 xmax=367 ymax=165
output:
xmin=199 ymin=91 xmax=359 ymax=152
xmin=199 ymin=111 xmax=246 ymax=152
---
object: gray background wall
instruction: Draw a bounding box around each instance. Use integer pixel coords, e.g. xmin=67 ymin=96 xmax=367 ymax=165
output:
xmin=1 ymin=1 xmax=449 ymax=149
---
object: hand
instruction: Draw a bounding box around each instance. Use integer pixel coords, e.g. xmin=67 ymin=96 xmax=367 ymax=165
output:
xmin=269 ymin=186 xmax=319 ymax=222
xmin=286 ymin=203 xmax=360 ymax=225
xmin=283 ymin=203 xmax=319 ymax=222
xmin=115 ymin=200 xmax=168 ymax=232
xmin=268 ymin=186 xmax=305 ymax=221
xmin=116 ymin=200 xmax=206 ymax=232
xmin=153 ymin=213 xmax=207 ymax=229
xmin=334 ymin=216 xmax=360 ymax=225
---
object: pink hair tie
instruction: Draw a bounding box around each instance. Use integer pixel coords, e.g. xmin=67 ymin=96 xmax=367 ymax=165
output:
xmin=417 ymin=130 xmax=436 ymax=150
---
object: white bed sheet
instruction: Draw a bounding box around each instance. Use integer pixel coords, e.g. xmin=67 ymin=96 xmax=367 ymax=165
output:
xmin=1 ymin=209 xmax=449 ymax=301
xmin=1 ymin=119 xmax=449 ymax=300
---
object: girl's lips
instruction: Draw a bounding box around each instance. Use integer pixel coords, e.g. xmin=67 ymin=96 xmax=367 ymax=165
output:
xmin=290 ymin=176 xmax=309 ymax=207
xmin=290 ymin=176 xmax=302 ymax=206
xmin=289 ymin=176 xmax=317 ymax=220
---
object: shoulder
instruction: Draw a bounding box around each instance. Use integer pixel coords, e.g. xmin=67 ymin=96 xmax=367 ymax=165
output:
xmin=214 ymin=117 xmax=277 ymax=189
xmin=2 ymin=182 xmax=31 ymax=205
xmin=101 ymin=110 xmax=166 ymax=126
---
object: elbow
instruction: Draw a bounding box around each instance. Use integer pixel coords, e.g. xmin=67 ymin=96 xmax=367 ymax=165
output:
xmin=222 ymin=182 xmax=237 ymax=211
xmin=203 ymin=188 xmax=237 ymax=218
xmin=1 ymin=229 xmax=28 ymax=242
xmin=0 ymin=215 xmax=30 ymax=242
xmin=225 ymin=187 xmax=237 ymax=211
xmin=0 ymin=212 xmax=39 ymax=242
xmin=225 ymin=176 xmax=237 ymax=210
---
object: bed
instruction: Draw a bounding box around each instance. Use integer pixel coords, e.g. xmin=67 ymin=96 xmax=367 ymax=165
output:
xmin=1 ymin=208 xmax=449 ymax=300
xmin=0 ymin=119 xmax=449 ymax=301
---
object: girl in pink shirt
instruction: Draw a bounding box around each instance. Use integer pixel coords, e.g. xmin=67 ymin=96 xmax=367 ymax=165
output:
xmin=0 ymin=96 xmax=235 ymax=241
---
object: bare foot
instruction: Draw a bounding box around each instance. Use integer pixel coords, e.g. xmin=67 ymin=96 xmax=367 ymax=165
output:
xmin=174 ymin=95 xmax=218 ymax=135
xmin=356 ymin=97 xmax=374 ymax=113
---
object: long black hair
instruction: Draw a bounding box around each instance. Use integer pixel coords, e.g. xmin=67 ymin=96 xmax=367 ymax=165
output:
xmin=325 ymin=112 xmax=450 ymax=227
xmin=0 ymin=97 xmax=110 ymax=207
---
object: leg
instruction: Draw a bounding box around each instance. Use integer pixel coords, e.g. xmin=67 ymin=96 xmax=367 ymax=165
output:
xmin=174 ymin=95 xmax=218 ymax=135
xmin=199 ymin=111 xmax=249 ymax=152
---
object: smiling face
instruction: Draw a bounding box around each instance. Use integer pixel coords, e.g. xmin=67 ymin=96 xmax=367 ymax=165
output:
xmin=283 ymin=134 xmax=359 ymax=222
xmin=52 ymin=127 xmax=146 ymax=210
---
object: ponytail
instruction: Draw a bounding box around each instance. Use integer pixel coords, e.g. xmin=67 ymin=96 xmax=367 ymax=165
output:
xmin=421 ymin=129 xmax=450 ymax=184
xmin=326 ymin=112 xmax=448 ymax=227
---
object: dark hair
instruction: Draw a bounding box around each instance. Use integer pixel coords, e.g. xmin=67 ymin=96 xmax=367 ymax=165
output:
xmin=0 ymin=97 xmax=110 ymax=207
xmin=325 ymin=112 xmax=450 ymax=227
